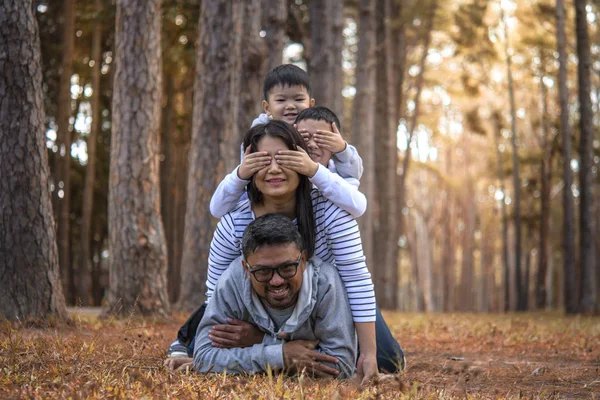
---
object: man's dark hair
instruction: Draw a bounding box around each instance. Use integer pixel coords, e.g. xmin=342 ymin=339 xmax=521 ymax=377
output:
xmin=243 ymin=120 xmax=316 ymax=258
xmin=242 ymin=214 xmax=304 ymax=259
xmin=263 ymin=64 xmax=311 ymax=100
xmin=295 ymin=106 xmax=341 ymax=133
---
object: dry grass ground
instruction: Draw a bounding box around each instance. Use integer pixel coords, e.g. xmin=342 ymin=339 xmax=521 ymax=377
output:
xmin=0 ymin=310 xmax=598 ymax=399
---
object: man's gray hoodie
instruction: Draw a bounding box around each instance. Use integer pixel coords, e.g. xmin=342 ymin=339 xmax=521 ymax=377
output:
xmin=193 ymin=256 xmax=357 ymax=378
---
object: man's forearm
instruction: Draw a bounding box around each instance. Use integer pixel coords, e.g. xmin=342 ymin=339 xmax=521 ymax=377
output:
xmin=194 ymin=341 xmax=284 ymax=374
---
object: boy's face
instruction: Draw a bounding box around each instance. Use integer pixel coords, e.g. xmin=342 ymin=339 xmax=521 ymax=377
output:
xmin=296 ymin=119 xmax=333 ymax=166
xmin=262 ymin=84 xmax=315 ymax=125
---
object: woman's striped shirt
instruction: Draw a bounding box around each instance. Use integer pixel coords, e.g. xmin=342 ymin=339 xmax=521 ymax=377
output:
xmin=206 ymin=190 xmax=376 ymax=323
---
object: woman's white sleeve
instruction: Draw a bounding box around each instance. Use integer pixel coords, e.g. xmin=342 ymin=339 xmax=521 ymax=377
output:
xmin=209 ymin=166 xmax=249 ymax=219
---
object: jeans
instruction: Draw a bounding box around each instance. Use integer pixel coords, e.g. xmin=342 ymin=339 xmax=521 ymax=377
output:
xmin=177 ymin=303 xmax=405 ymax=372
xmin=374 ymin=306 xmax=405 ymax=373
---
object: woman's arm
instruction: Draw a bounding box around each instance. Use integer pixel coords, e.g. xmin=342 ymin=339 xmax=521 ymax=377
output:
xmin=205 ymin=213 xmax=244 ymax=299
xmin=319 ymin=204 xmax=378 ymax=382
xmin=209 ymin=167 xmax=249 ymax=219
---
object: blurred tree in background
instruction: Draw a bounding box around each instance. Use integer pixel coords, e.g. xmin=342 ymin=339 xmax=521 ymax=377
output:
xmin=7 ymin=0 xmax=597 ymax=319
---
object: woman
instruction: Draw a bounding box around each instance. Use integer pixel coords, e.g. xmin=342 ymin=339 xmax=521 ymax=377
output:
xmin=170 ymin=121 xmax=404 ymax=378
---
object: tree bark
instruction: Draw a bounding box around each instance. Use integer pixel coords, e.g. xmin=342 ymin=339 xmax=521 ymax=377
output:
xmin=536 ymin=61 xmax=552 ymax=310
xmin=414 ymin=212 xmax=435 ymax=312
xmin=373 ymin=0 xmax=399 ymax=309
xmin=105 ymin=0 xmax=169 ymax=316
xmin=501 ymin=5 xmax=525 ymax=311
xmin=460 ymin=142 xmax=476 ymax=312
xmin=493 ymin=114 xmax=510 ymax=313
xmin=0 ymin=0 xmax=68 ymax=321
xmin=574 ymin=0 xmax=597 ymax=313
xmin=441 ymin=146 xmax=456 ymax=312
xmin=309 ymin=0 xmax=344 ymax=117
xmin=239 ymin=0 xmax=266 ymax=138
xmin=53 ymin=0 xmax=76 ymax=305
xmin=263 ymin=0 xmax=286 ymax=70
xmin=394 ymin=1 xmax=407 ymax=123
xmin=79 ymin=0 xmax=103 ymax=306
xmin=352 ymin=0 xmax=376 ymax=268
xmin=178 ymin=0 xmax=243 ymax=310
xmin=556 ymin=0 xmax=577 ymax=314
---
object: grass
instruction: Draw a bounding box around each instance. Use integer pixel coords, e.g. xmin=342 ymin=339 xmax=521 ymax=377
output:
xmin=0 ymin=310 xmax=598 ymax=399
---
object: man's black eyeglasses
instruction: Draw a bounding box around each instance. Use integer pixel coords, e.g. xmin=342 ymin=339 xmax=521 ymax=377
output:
xmin=246 ymin=252 xmax=303 ymax=283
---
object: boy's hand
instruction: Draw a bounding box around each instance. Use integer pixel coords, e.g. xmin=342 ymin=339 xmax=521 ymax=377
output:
xmin=275 ymin=147 xmax=319 ymax=177
xmin=294 ymin=124 xmax=311 ymax=143
xmin=314 ymin=122 xmax=346 ymax=154
xmin=238 ymin=146 xmax=271 ymax=180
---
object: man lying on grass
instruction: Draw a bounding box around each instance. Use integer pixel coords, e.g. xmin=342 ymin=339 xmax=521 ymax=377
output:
xmin=168 ymin=213 xmax=357 ymax=378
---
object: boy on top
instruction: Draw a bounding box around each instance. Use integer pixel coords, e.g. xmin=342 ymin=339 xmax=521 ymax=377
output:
xmin=209 ymin=64 xmax=366 ymax=219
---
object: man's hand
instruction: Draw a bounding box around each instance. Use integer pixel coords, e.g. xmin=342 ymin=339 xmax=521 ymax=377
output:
xmin=314 ymin=122 xmax=346 ymax=154
xmin=274 ymin=148 xmax=319 ymax=177
xmin=208 ymin=318 xmax=265 ymax=348
xmin=238 ymin=146 xmax=272 ymax=180
xmin=356 ymin=353 xmax=378 ymax=385
xmin=282 ymin=340 xmax=340 ymax=378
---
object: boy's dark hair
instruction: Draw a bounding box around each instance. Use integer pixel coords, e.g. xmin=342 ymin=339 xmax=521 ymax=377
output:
xmin=243 ymin=120 xmax=316 ymax=258
xmin=242 ymin=214 xmax=304 ymax=259
xmin=263 ymin=64 xmax=311 ymax=100
xmin=295 ymin=106 xmax=341 ymax=132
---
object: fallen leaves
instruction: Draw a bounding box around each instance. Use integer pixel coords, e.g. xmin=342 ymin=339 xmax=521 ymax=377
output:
xmin=0 ymin=312 xmax=598 ymax=399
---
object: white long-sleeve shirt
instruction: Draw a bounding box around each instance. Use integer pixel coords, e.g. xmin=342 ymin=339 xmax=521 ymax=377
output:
xmin=209 ymin=143 xmax=366 ymax=219
xmin=206 ymin=190 xmax=376 ymax=323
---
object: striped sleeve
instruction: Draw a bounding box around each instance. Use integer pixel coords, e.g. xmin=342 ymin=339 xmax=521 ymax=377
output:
xmin=205 ymin=212 xmax=242 ymax=300
xmin=320 ymin=201 xmax=376 ymax=323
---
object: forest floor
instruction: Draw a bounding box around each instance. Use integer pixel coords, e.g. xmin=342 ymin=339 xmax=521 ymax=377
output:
xmin=0 ymin=309 xmax=598 ymax=399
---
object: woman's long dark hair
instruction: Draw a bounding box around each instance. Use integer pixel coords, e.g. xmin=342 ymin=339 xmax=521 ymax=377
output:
xmin=243 ymin=120 xmax=316 ymax=258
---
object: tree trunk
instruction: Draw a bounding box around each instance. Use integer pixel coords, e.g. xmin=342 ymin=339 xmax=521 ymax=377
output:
xmin=395 ymin=0 xmax=436 ymax=309
xmin=0 ymin=0 xmax=68 ymax=321
xmin=460 ymin=163 xmax=476 ymax=311
xmin=479 ymin=222 xmax=493 ymax=313
xmin=397 ymin=0 xmax=436 ymax=237
xmin=556 ymin=0 xmax=577 ymax=314
xmin=160 ymin=73 xmax=178 ymax=303
xmin=263 ymin=0 xmax=286 ymax=70
xmin=53 ymin=0 xmax=76 ymax=305
xmin=352 ymin=0 xmax=376 ymax=268
xmin=536 ymin=63 xmax=552 ymax=310
xmin=574 ymin=0 xmax=597 ymax=313
xmin=441 ymin=146 xmax=456 ymax=312
xmin=415 ymin=212 xmax=435 ymax=312
xmin=105 ymin=0 xmax=169 ymax=316
xmin=492 ymin=113 xmax=510 ymax=312
xmin=373 ymin=0 xmax=398 ymax=309
xmin=178 ymin=0 xmax=243 ymax=310
xmin=309 ymin=0 xmax=344 ymax=117
xmin=394 ymin=1 xmax=407 ymax=123
xmin=79 ymin=0 xmax=103 ymax=306
xmin=501 ymin=6 xmax=525 ymax=311
xmin=239 ymin=0 xmax=266 ymax=138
